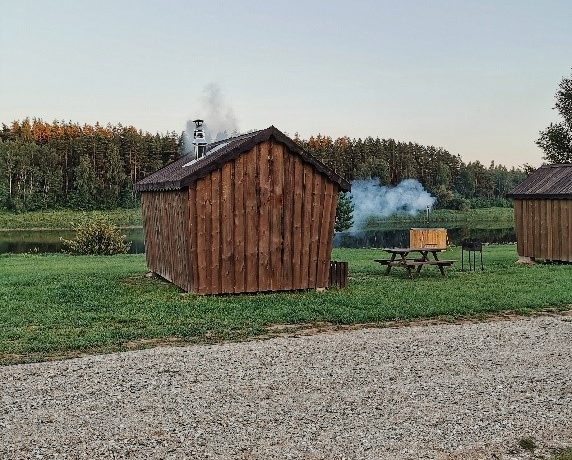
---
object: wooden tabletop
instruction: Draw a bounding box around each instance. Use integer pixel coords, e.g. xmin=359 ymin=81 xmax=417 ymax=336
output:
xmin=383 ymin=247 xmax=446 ymax=254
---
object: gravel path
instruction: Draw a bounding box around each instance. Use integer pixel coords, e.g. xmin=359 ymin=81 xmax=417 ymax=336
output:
xmin=2 ymin=315 xmax=572 ymax=459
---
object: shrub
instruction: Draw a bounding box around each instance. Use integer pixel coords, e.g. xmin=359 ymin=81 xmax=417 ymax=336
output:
xmin=468 ymin=197 xmax=513 ymax=208
xmin=61 ymin=217 xmax=131 ymax=255
xmin=437 ymin=193 xmax=470 ymax=211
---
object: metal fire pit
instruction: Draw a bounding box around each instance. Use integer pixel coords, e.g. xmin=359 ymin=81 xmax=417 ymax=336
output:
xmin=461 ymin=240 xmax=483 ymax=271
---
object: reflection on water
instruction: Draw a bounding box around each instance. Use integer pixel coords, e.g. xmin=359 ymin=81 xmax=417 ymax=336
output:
xmin=0 ymin=229 xmax=145 ymax=254
xmin=334 ymin=226 xmax=516 ymax=249
xmin=0 ymin=224 xmax=516 ymax=254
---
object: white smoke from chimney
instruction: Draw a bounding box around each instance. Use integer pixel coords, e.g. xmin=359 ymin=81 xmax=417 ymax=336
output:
xmin=349 ymin=178 xmax=436 ymax=231
xmin=183 ymin=83 xmax=239 ymax=153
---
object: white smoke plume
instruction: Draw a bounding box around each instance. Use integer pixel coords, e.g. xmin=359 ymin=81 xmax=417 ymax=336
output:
xmin=183 ymin=83 xmax=239 ymax=153
xmin=349 ymin=179 xmax=436 ymax=231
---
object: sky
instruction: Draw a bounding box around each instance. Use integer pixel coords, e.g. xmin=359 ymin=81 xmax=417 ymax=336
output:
xmin=1 ymin=0 xmax=571 ymax=168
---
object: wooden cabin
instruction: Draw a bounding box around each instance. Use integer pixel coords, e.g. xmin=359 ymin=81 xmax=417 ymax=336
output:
xmin=135 ymin=126 xmax=351 ymax=294
xmin=507 ymin=164 xmax=572 ymax=262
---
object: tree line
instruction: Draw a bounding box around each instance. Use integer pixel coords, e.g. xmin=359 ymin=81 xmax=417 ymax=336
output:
xmin=0 ymin=118 xmax=527 ymax=212
xmin=0 ymin=119 xmax=179 ymax=211
xmin=296 ymin=135 xmax=526 ymax=210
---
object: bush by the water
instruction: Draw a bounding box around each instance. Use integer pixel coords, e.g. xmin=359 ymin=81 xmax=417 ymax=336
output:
xmin=62 ymin=217 xmax=131 ymax=255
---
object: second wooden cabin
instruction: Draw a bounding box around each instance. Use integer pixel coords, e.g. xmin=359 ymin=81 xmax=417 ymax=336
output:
xmin=135 ymin=125 xmax=351 ymax=294
xmin=507 ymin=164 xmax=572 ymax=262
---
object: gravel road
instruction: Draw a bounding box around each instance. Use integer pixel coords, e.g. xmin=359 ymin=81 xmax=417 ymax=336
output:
xmin=2 ymin=314 xmax=572 ymax=459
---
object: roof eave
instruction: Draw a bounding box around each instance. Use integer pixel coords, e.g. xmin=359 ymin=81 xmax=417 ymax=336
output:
xmin=507 ymin=193 xmax=572 ymax=199
xmin=134 ymin=125 xmax=352 ymax=193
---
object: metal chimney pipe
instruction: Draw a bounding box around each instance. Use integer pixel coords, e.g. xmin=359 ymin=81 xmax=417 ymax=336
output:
xmin=192 ymin=119 xmax=207 ymax=159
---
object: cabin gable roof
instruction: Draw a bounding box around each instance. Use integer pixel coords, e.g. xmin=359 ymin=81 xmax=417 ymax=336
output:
xmin=135 ymin=126 xmax=351 ymax=192
xmin=507 ymin=164 xmax=572 ymax=199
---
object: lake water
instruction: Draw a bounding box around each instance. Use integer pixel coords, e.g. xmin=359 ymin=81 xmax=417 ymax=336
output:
xmin=0 ymin=229 xmax=146 ymax=254
xmin=334 ymin=224 xmax=516 ymax=249
xmin=0 ymin=223 xmax=516 ymax=254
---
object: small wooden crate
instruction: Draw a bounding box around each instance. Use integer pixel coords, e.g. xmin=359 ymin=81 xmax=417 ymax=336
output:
xmin=409 ymin=228 xmax=447 ymax=249
xmin=328 ymin=261 xmax=348 ymax=289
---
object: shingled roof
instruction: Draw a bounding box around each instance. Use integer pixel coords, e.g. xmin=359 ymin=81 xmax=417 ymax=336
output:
xmin=507 ymin=164 xmax=572 ymax=199
xmin=135 ymin=126 xmax=351 ymax=192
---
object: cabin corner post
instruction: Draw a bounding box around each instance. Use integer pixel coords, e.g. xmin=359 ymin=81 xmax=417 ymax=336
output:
xmin=513 ymin=199 xmax=523 ymax=257
xmin=140 ymin=191 xmax=153 ymax=274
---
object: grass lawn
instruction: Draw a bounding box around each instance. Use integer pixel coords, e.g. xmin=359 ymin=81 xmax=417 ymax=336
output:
xmin=0 ymin=208 xmax=142 ymax=230
xmin=1 ymin=244 xmax=571 ymax=365
xmin=367 ymin=207 xmax=514 ymax=226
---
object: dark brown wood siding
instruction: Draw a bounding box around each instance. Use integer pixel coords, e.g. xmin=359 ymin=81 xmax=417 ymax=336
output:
xmin=187 ymin=140 xmax=338 ymax=294
xmin=514 ymin=198 xmax=572 ymax=262
xmin=141 ymin=190 xmax=192 ymax=291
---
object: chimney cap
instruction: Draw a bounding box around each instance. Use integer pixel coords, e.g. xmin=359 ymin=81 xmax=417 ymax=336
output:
xmin=192 ymin=119 xmax=204 ymax=126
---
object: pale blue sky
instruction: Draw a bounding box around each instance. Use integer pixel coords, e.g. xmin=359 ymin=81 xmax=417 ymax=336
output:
xmin=1 ymin=0 xmax=571 ymax=167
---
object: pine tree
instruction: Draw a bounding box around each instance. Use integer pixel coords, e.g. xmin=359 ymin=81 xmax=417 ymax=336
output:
xmin=72 ymin=155 xmax=96 ymax=209
xmin=335 ymin=192 xmax=354 ymax=232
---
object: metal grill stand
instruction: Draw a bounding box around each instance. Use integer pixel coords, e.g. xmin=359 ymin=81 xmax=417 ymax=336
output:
xmin=461 ymin=240 xmax=484 ymax=271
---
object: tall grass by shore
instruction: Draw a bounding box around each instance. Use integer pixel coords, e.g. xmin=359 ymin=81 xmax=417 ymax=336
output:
xmin=364 ymin=207 xmax=514 ymax=227
xmin=0 ymin=207 xmax=514 ymax=231
xmin=0 ymin=209 xmax=142 ymax=230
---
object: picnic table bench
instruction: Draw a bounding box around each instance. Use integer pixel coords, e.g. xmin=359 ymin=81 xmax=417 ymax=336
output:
xmin=374 ymin=247 xmax=455 ymax=278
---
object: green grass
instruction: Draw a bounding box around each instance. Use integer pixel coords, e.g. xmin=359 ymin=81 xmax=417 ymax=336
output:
xmin=0 ymin=208 xmax=142 ymax=230
xmin=366 ymin=207 xmax=514 ymax=227
xmin=1 ymin=244 xmax=571 ymax=365
xmin=551 ymin=448 xmax=572 ymax=460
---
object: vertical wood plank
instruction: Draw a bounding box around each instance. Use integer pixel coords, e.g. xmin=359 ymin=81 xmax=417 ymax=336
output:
xmin=317 ymin=181 xmax=334 ymax=287
xmin=568 ymin=200 xmax=572 ymax=262
xmin=542 ymin=200 xmax=552 ymax=260
xmin=210 ymin=170 xmax=222 ymax=293
xmin=308 ymin=173 xmax=323 ymax=287
xmin=173 ymin=192 xmax=180 ymax=286
xmin=521 ymin=200 xmax=527 ymax=258
xmin=188 ymin=186 xmax=199 ymax=292
xmin=196 ymin=177 xmax=211 ymax=294
xmin=169 ymin=193 xmax=177 ymax=281
xmin=158 ymin=193 xmax=167 ymax=281
xmin=221 ymin=162 xmax=235 ymax=293
xmin=561 ymin=200 xmax=569 ymax=261
xmin=258 ymin=142 xmax=271 ymax=291
xmin=244 ymin=147 xmax=259 ymax=292
xmin=291 ymin=157 xmax=304 ymax=289
xmin=153 ymin=193 xmax=162 ymax=278
xmin=174 ymin=192 xmax=183 ymax=288
xmin=141 ymin=193 xmax=151 ymax=270
xmin=157 ymin=193 xmax=164 ymax=278
xmin=168 ymin=191 xmax=176 ymax=282
xmin=300 ymin=164 xmax=314 ymax=289
xmin=552 ymin=200 xmax=560 ymax=261
xmin=270 ymin=142 xmax=284 ymax=291
xmin=514 ymin=199 xmax=523 ymax=257
xmin=281 ymin=152 xmax=294 ymax=290
xmin=535 ymin=199 xmax=542 ymax=259
xmin=527 ymin=200 xmax=534 ymax=257
xmin=233 ymin=155 xmax=246 ymax=292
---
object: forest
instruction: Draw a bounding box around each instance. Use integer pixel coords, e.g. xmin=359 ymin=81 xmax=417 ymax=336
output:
xmin=0 ymin=118 xmax=527 ymax=212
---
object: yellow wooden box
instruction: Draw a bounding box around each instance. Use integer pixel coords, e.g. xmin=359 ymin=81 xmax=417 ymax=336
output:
xmin=409 ymin=228 xmax=447 ymax=249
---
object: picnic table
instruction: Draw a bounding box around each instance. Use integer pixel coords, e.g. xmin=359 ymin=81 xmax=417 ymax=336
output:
xmin=374 ymin=247 xmax=455 ymax=278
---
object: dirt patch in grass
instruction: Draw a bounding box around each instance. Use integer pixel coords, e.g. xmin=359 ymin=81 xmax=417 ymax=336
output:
xmin=262 ymin=307 xmax=572 ymax=338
